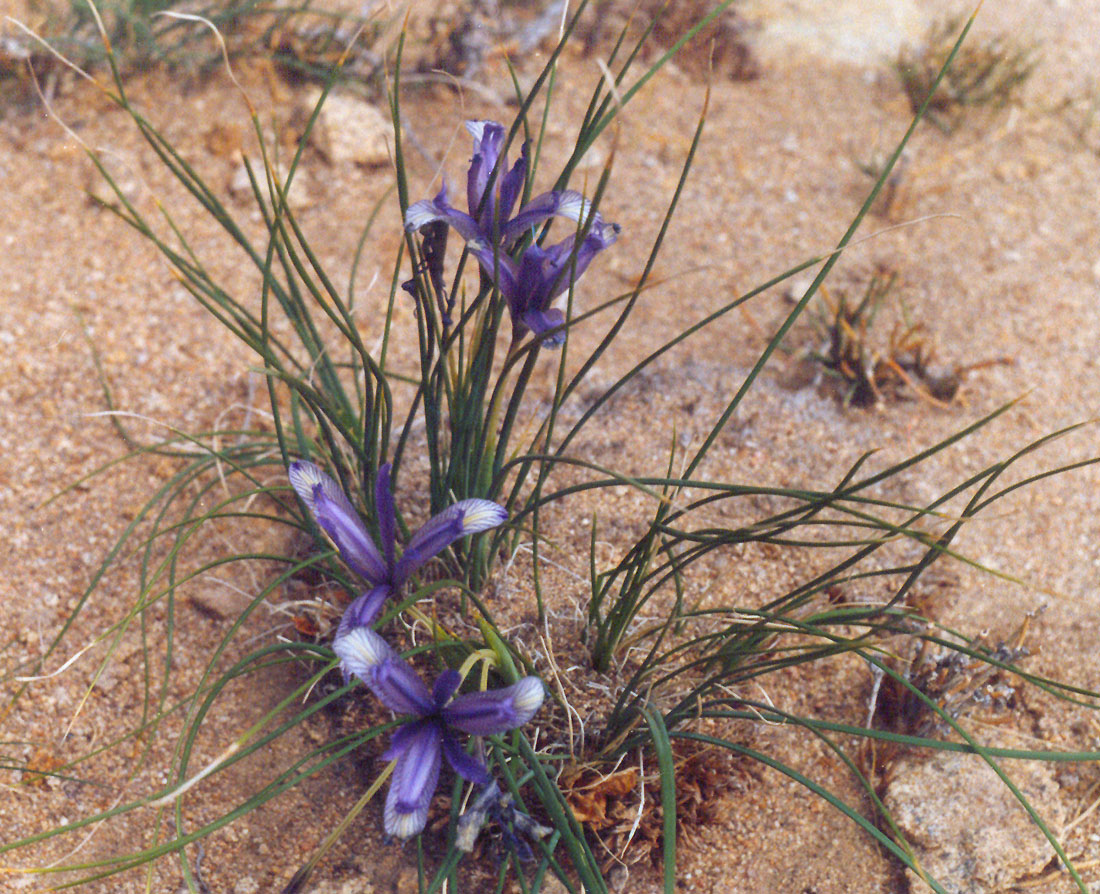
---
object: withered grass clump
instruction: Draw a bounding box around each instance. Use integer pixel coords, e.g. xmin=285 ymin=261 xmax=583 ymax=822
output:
xmin=802 ymin=268 xmax=964 ymax=408
xmin=871 ymin=623 xmax=1033 ymax=741
xmin=859 ymin=610 xmax=1037 ymax=795
xmin=582 ymin=0 xmax=759 ymax=82
xmin=895 ymin=16 xmax=1037 ymax=131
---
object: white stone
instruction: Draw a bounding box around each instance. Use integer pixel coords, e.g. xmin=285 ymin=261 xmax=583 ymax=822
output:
xmin=304 ymin=88 xmax=394 ymax=167
xmin=884 ymin=749 xmax=1065 ymax=892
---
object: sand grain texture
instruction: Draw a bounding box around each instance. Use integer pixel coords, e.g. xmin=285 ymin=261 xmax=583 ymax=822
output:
xmin=2 ymin=1 xmax=1100 ymax=891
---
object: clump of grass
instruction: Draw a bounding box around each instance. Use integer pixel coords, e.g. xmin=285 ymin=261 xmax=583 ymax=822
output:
xmin=895 ymin=15 xmax=1038 ymax=131
xmin=4 ymin=5 xmax=1100 ymax=894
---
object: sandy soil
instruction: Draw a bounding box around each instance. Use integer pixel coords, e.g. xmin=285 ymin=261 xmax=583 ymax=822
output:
xmin=3 ymin=1 xmax=1100 ymax=892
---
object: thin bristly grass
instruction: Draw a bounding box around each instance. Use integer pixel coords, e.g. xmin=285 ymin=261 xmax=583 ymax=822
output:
xmin=5 ymin=1 xmax=1100 ymax=892
xmin=4 ymin=0 xmax=392 ymax=90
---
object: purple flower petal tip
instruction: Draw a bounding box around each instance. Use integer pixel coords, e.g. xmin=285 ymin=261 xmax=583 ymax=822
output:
xmin=287 ymin=460 xmax=325 ymax=508
xmin=385 ymin=800 xmax=431 ymax=841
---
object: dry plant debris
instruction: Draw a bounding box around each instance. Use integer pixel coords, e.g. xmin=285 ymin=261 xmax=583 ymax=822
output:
xmin=562 ymin=738 xmax=750 ymax=868
xmin=861 ymin=611 xmax=1037 ymax=784
xmin=798 ymin=267 xmax=1011 ymax=408
xmin=873 ymin=625 xmax=1032 ymax=739
xmin=579 ymin=0 xmax=759 ymax=81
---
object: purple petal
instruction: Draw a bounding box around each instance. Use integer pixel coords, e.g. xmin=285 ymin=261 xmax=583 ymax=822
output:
xmin=515 ymin=241 xmax=556 ymax=308
xmin=522 ymin=307 xmax=566 ymax=345
xmin=375 ymin=464 xmax=396 ymax=574
xmin=432 ymin=669 xmax=463 ymax=708
xmin=288 ymin=461 xmax=387 ymax=584
xmin=335 ymin=585 xmax=392 ymax=640
xmin=332 ymin=627 xmax=435 ymax=715
xmin=393 ymin=500 xmax=508 ymax=585
xmin=443 ymin=677 xmax=545 ymax=736
xmin=469 ymin=243 xmax=519 ymax=305
xmin=442 ymin=732 xmax=489 ymax=785
xmin=370 ymin=656 xmax=435 ymax=717
xmin=384 ymin=721 xmax=443 ymax=839
xmin=509 ymin=221 xmax=621 ymax=344
xmin=496 ymin=141 xmax=529 ymax=226
xmin=383 ymin=716 xmax=431 ymax=761
xmin=405 ymin=190 xmax=481 ymax=243
xmin=543 ymin=224 xmax=620 ymax=304
xmin=500 ymin=190 xmax=594 ymax=245
xmin=465 ymin=120 xmax=505 ymax=221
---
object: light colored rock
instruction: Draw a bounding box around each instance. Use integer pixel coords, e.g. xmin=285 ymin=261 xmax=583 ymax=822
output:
xmin=393 ymin=867 xmax=419 ymax=894
xmin=228 ymin=157 xmax=315 ymax=212
xmin=740 ymin=0 xmax=927 ymax=65
xmin=883 ymin=749 xmax=1065 ymax=894
xmin=303 ymin=88 xmax=394 ymax=167
xmin=536 ymin=875 xmax=569 ymax=894
xmin=189 ymin=584 xmax=254 ymax=619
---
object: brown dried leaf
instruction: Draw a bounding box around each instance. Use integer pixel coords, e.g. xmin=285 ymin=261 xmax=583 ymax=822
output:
xmin=563 ymin=768 xmax=638 ymax=829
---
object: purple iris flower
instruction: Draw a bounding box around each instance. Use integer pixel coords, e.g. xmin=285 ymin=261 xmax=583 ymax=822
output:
xmin=404 ymin=120 xmax=619 ymax=343
xmin=470 ymin=218 xmax=619 ymax=344
xmin=333 ymin=625 xmax=545 ymax=839
xmin=288 ymin=461 xmax=507 ymax=633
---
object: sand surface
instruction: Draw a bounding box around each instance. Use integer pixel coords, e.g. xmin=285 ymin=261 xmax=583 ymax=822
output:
xmin=3 ymin=1 xmax=1100 ymax=891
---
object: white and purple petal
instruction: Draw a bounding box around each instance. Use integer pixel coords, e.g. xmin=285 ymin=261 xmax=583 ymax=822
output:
xmin=500 ymin=190 xmax=594 ymax=246
xmin=442 ymin=676 xmax=545 ymax=736
xmin=393 ymin=499 xmax=508 ymax=585
xmin=288 ymin=461 xmax=387 ymax=584
xmin=332 ymin=623 xmax=395 ymax=683
xmin=384 ymin=720 xmax=443 ymax=839
xmin=332 ymin=623 xmax=396 ymax=680
xmin=405 ymin=190 xmax=482 ymax=243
